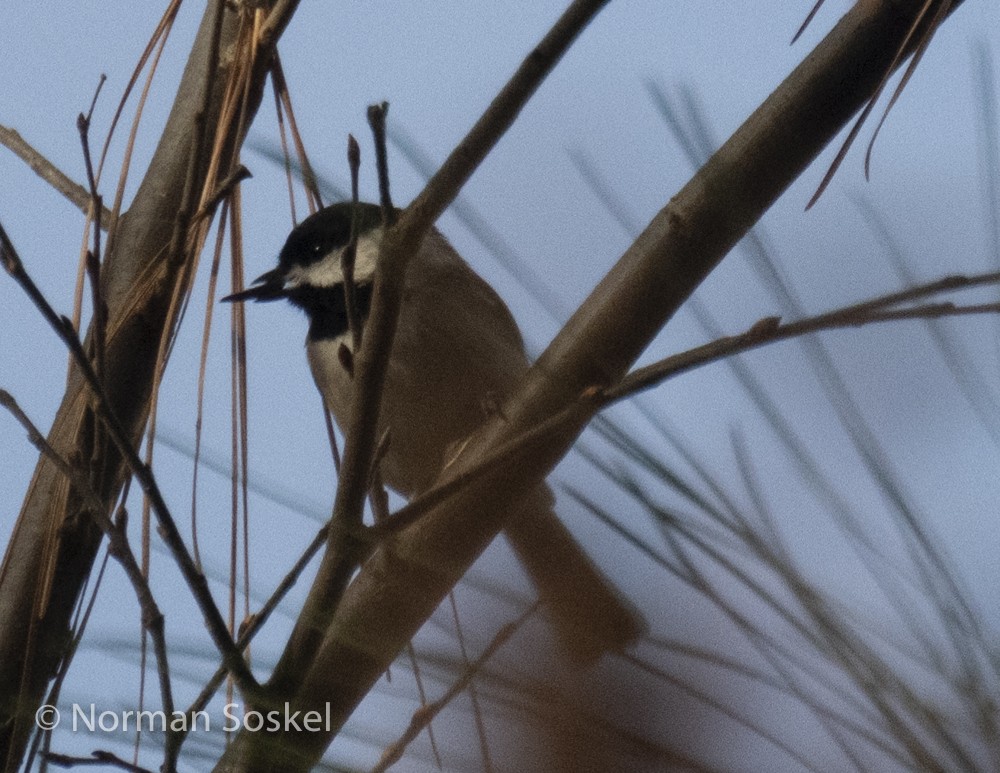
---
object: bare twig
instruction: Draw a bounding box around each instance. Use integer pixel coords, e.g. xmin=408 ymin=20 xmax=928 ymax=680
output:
xmin=0 ymin=124 xmax=112 ymax=223
xmin=78 ymin=82 xmax=109 ymax=380
xmin=0 ymin=222 xmax=259 ymax=701
xmin=77 ymin=75 xmax=106 ymax=201
xmin=342 ymin=134 xmax=363 ymax=351
xmin=0 ymin=390 xmax=179 ymax=770
xmin=370 ymin=271 xmax=1000 ymax=541
xmin=610 ymin=299 xmax=1000 ymax=401
xmin=371 ymin=603 xmax=539 ymax=773
xmin=193 ymin=164 xmax=253 ymax=223
xmin=368 ymin=103 xmax=395 ymax=226
xmin=42 ymin=749 xmax=155 ymax=773
xmin=180 ymin=520 xmax=330 ymax=738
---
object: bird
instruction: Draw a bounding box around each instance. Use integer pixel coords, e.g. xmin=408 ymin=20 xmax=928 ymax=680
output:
xmin=223 ymin=201 xmax=643 ymax=663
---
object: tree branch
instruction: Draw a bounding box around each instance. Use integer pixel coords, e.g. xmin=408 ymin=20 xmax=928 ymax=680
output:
xmin=0 ymin=124 xmax=113 ymax=224
xmin=255 ymin=0 xmax=612 ymax=727
xmin=0 ymin=389 xmax=179 ymax=771
xmin=217 ymin=2 xmax=967 ymax=769
xmin=0 ymin=223 xmax=258 ymax=701
xmin=0 ymin=2 xmax=299 ymax=765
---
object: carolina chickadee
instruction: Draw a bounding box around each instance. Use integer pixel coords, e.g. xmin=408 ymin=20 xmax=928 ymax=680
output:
xmin=224 ymin=202 xmax=642 ymax=662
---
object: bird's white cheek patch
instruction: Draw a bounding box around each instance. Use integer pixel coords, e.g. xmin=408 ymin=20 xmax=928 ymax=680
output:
xmin=287 ymin=251 xmax=345 ymax=289
xmin=287 ymin=235 xmax=380 ymax=289
xmin=352 ymin=236 xmax=381 ymax=281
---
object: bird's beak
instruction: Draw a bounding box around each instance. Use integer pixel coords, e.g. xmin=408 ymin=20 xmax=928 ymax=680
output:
xmin=220 ymin=267 xmax=287 ymax=303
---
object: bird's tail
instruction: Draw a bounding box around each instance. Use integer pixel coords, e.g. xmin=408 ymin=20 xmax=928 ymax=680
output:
xmin=504 ymin=486 xmax=646 ymax=665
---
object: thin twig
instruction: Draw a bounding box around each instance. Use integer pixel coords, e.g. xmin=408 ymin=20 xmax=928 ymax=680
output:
xmin=0 ymin=390 xmax=178 ymax=767
xmin=0 ymin=124 xmax=112 ymax=224
xmin=367 ymin=103 xmax=395 ymax=226
xmin=0 ymin=222 xmax=260 ymax=701
xmin=371 ymin=271 xmax=1000 ymax=541
xmin=78 ymin=83 xmax=108 ymax=382
xmin=371 ymin=603 xmax=539 ymax=773
xmin=42 ymin=749 xmax=155 ymax=773
xmin=77 ymin=74 xmax=106 ymax=201
xmin=611 ymin=300 xmax=1000 ymax=401
xmin=193 ymin=164 xmax=253 ymax=223
xmin=180 ymin=521 xmax=330 ymax=738
xmin=342 ymin=134 xmax=363 ymax=351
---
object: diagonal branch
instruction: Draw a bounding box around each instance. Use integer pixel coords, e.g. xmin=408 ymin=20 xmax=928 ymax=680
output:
xmin=0 ymin=223 xmax=258 ymax=700
xmin=0 ymin=389 xmax=179 ymax=771
xmin=372 ymin=603 xmax=540 ymax=773
xmin=215 ymin=2 xmax=968 ymax=770
xmin=258 ymin=0 xmax=612 ymax=719
xmin=369 ymin=269 xmax=1000 ymax=540
xmin=0 ymin=125 xmax=113 ymax=224
xmin=0 ymin=3 xmax=301 ymax=766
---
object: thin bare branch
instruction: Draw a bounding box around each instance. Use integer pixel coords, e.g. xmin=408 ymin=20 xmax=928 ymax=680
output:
xmin=342 ymin=134 xmax=363 ymax=351
xmin=0 ymin=124 xmax=112 ymax=223
xmin=43 ymin=749 xmax=156 ymax=773
xmin=368 ymin=103 xmax=395 ymax=226
xmin=78 ymin=86 xmax=109 ymax=380
xmin=612 ymin=299 xmax=1000 ymax=401
xmin=0 ymin=222 xmax=259 ymax=701
xmin=181 ymin=520 xmax=330 ymax=739
xmin=0 ymin=390 xmax=179 ymax=770
xmin=372 ymin=603 xmax=539 ymax=773
xmin=371 ymin=269 xmax=1000 ymax=541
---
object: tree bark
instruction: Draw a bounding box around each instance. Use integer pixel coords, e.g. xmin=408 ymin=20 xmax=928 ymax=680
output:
xmin=0 ymin=3 xmax=290 ymax=768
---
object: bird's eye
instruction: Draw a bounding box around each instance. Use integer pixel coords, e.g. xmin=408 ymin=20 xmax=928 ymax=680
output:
xmin=312 ymin=244 xmax=322 ymax=254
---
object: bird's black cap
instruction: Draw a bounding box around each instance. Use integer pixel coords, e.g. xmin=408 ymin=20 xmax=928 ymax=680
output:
xmin=221 ymin=202 xmax=385 ymax=304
